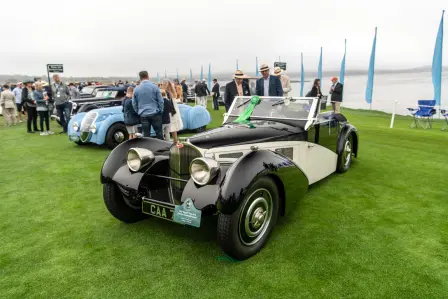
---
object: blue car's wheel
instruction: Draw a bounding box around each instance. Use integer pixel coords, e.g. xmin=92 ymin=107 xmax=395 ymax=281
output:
xmin=106 ymin=123 xmax=128 ymax=149
xmin=195 ymin=125 xmax=206 ymax=133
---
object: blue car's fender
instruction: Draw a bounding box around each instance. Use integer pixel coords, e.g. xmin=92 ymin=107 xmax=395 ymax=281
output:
xmin=94 ymin=113 xmax=125 ymax=145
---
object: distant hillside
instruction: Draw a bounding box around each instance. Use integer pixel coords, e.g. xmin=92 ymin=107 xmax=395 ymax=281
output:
xmin=1 ymin=66 xmax=446 ymax=84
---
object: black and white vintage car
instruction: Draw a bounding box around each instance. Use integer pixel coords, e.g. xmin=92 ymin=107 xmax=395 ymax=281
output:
xmin=100 ymin=96 xmax=359 ymax=260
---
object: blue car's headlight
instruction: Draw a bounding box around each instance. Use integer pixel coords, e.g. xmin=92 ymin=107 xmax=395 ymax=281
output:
xmin=90 ymin=123 xmax=97 ymax=134
xmin=72 ymin=122 xmax=79 ymax=132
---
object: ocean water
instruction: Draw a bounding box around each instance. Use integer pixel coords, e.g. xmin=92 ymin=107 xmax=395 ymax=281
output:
xmin=289 ymin=71 xmax=448 ymax=116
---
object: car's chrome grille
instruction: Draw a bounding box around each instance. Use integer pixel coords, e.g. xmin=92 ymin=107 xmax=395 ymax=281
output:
xmin=169 ymin=144 xmax=202 ymax=203
xmin=80 ymin=111 xmax=98 ymax=132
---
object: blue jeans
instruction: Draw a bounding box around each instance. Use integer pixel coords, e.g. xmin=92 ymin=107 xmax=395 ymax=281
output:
xmin=213 ymin=96 xmax=219 ymax=110
xmin=141 ymin=114 xmax=163 ymax=140
xmin=56 ymin=102 xmax=71 ymax=132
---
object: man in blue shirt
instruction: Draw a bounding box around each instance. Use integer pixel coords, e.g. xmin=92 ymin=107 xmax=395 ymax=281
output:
xmin=132 ymin=71 xmax=164 ymax=139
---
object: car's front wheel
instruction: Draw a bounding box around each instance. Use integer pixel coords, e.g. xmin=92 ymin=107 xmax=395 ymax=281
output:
xmin=106 ymin=123 xmax=128 ymax=149
xmin=217 ymin=176 xmax=280 ymax=260
xmin=103 ymin=183 xmax=146 ymax=223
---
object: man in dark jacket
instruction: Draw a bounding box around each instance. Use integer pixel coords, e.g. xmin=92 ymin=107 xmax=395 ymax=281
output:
xmin=329 ymin=77 xmax=343 ymax=113
xmin=211 ymin=79 xmax=220 ymax=110
xmin=195 ymin=79 xmax=209 ymax=107
xmin=224 ymin=70 xmax=251 ymax=112
xmin=181 ymin=79 xmax=188 ymax=103
xmin=255 ymin=64 xmax=283 ymax=97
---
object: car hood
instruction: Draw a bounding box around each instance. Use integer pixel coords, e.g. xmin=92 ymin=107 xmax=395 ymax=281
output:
xmin=90 ymin=106 xmax=123 ymax=115
xmin=188 ymin=120 xmax=303 ymax=149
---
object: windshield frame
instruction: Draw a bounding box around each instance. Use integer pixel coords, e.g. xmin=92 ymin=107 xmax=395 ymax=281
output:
xmin=227 ymin=96 xmax=319 ymax=122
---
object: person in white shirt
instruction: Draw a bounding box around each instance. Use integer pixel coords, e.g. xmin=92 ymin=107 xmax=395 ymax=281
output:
xmin=12 ymin=82 xmax=24 ymax=123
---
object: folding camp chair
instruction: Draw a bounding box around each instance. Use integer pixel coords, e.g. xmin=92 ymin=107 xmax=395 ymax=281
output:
xmin=407 ymin=100 xmax=437 ymax=129
xmin=441 ymin=109 xmax=448 ymax=131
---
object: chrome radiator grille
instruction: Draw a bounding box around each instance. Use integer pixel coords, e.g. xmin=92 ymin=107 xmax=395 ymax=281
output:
xmin=80 ymin=111 xmax=98 ymax=132
xmin=169 ymin=144 xmax=202 ymax=202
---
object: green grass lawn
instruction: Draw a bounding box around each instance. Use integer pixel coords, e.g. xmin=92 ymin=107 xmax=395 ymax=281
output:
xmin=1 ymin=105 xmax=447 ymax=298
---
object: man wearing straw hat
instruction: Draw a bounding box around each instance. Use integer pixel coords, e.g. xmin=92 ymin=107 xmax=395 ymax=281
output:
xmin=224 ymin=70 xmax=251 ymax=112
xmin=256 ymin=64 xmax=283 ymax=97
xmin=272 ymin=67 xmax=292 ymax=97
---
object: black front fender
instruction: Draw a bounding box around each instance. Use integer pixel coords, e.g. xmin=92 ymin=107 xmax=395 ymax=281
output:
xmin=217 ymin=150 xmax=309 ymax=215
xmin=337 ymin=124 xmax=359 ymax=157
xmin=100 ymin=137 xmax=171 ymax=186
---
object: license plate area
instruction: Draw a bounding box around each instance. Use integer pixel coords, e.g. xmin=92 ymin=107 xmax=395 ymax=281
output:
xmin=142 ymin=198 xmax=175 ymax=221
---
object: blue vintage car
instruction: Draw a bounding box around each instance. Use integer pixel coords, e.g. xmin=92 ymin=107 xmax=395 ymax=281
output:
xmin=68 ymin=104 xmax=211 ymax=149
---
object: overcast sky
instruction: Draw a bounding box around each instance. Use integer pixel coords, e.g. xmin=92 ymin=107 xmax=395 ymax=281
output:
xmin=0 ymin=0 xmax=446 ymax=77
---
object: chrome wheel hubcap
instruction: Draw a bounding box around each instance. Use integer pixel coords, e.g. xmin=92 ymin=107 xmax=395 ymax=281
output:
xmin=114 ymin=131 xmax=125 ymax=143
xmin=239 ymin=188 xmax=273 ymax=246
xmin=344 ymin=140 xmax=352 ymax=167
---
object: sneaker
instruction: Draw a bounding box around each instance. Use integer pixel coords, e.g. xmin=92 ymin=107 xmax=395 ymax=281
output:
xmin=40 ymin=132 xmax=48 ymax=136
xmin=19 ymin=120 xmax=23 ymax=123
xmin=47 ymin=131 xmax=54 ymax=135
xmin=27 ymin=131 xmax=35 ymax=134
xmin=59 ymin=131 xmax=66 ymax=134
xmin=50 ymin=115 xmax=58 ymax=120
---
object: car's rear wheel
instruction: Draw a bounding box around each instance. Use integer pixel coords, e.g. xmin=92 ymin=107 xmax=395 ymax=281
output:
xmin=106 ymin=123 xmax=128 ymax=149
xmin=195 ymin=125 xmax=206 ymax=133
xmin=103 ymin=183 xmax=145 ymax=223
xmin=217 ymin=176 xmax=279 ymax=260
xmin=337 ymin=134 xmax=353 ymax=173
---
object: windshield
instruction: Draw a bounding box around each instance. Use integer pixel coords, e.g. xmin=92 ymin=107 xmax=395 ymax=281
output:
xmin=81 ymin=86 xmax=95 ymax=94
xmin=95 ymin=90 xmax=118 ymax=98
xmin=228 ymin=96 xmax=318 ymax=120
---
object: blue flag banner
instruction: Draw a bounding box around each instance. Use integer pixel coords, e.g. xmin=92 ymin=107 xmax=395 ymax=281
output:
xmin=200 ymin=65 xmax=203 ymax=81
xmin=208 ymin=63 xmax=212 ymax=89
xmin=176 ymin=69 xmax=179 ymax=81
xmin=256 ymin=57 xmax=259 ymax=77
xmin=318 ymin=47 xmax=323 ymax=82
xmin=236 ymin=59 xmax=239 ymax=70
xmin=433 ymin=10 xmax=444 ymax=106
xmin=366 ymin=27 xmax=378 ymax=105
xmin=190 ymin=68 xmax=193 ymax=82
xmin=340 ymin=39 xmax=347 ymax=85
xmin=300 ymin=53 xmax=304 ymax=97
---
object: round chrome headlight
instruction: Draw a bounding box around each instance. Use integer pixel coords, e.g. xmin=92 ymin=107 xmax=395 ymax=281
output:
xmin=127 ymin=148 xmax=155 ymax=172
xmin=72 ymin=122 xmax=79 ymax=132
xmin=90 ymin=123 xmax=96 ymax=134
xmin=190 ymin=158 xmax=219 ymax=185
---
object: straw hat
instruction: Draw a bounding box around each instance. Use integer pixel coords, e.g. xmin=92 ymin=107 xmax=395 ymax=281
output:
xmin=233 ymin=70 xmax=245 ymax=79
xmin=273 ymin=67 xmax=283 ymax=76
xmin=259 ymin=64 xmax=270 ymax=72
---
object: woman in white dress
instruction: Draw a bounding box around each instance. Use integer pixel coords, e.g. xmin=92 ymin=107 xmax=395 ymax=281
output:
xmin=161 ymin=79 xmax=183 ymax=145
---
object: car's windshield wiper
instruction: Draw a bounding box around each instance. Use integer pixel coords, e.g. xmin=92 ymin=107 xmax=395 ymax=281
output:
xmin=237 ymin=98 xmax=252 ymax=108
xmin=272 ymin=98 xmax=294 ymax=107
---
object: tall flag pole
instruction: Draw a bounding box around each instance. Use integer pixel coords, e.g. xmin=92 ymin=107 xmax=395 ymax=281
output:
xmin=318 ymin=47 xmax=323 ymax=83
xmin=190 ymin=68 xmax=193 ymax=82
xmin=256 ymin=57 xmax=259 ymax=76
xmin=366 ymin=27 xmax=378 ymax=109
xmin=432 ymin=10 xmax=444 ymax=107
xmin=236 ymin=59 xmax=239 ymax=70
xmin=208 ymin=63 xmax=212 ymax=89
xmin=200 ymin=65 xmax=203 ymax=81
xmin=300 ymin=53 xmax=304 ymax=97
xmin=340 ymin=39 xmax=347 ymax=85
xmin=176 ymin=69 xmax=179 ymax=81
